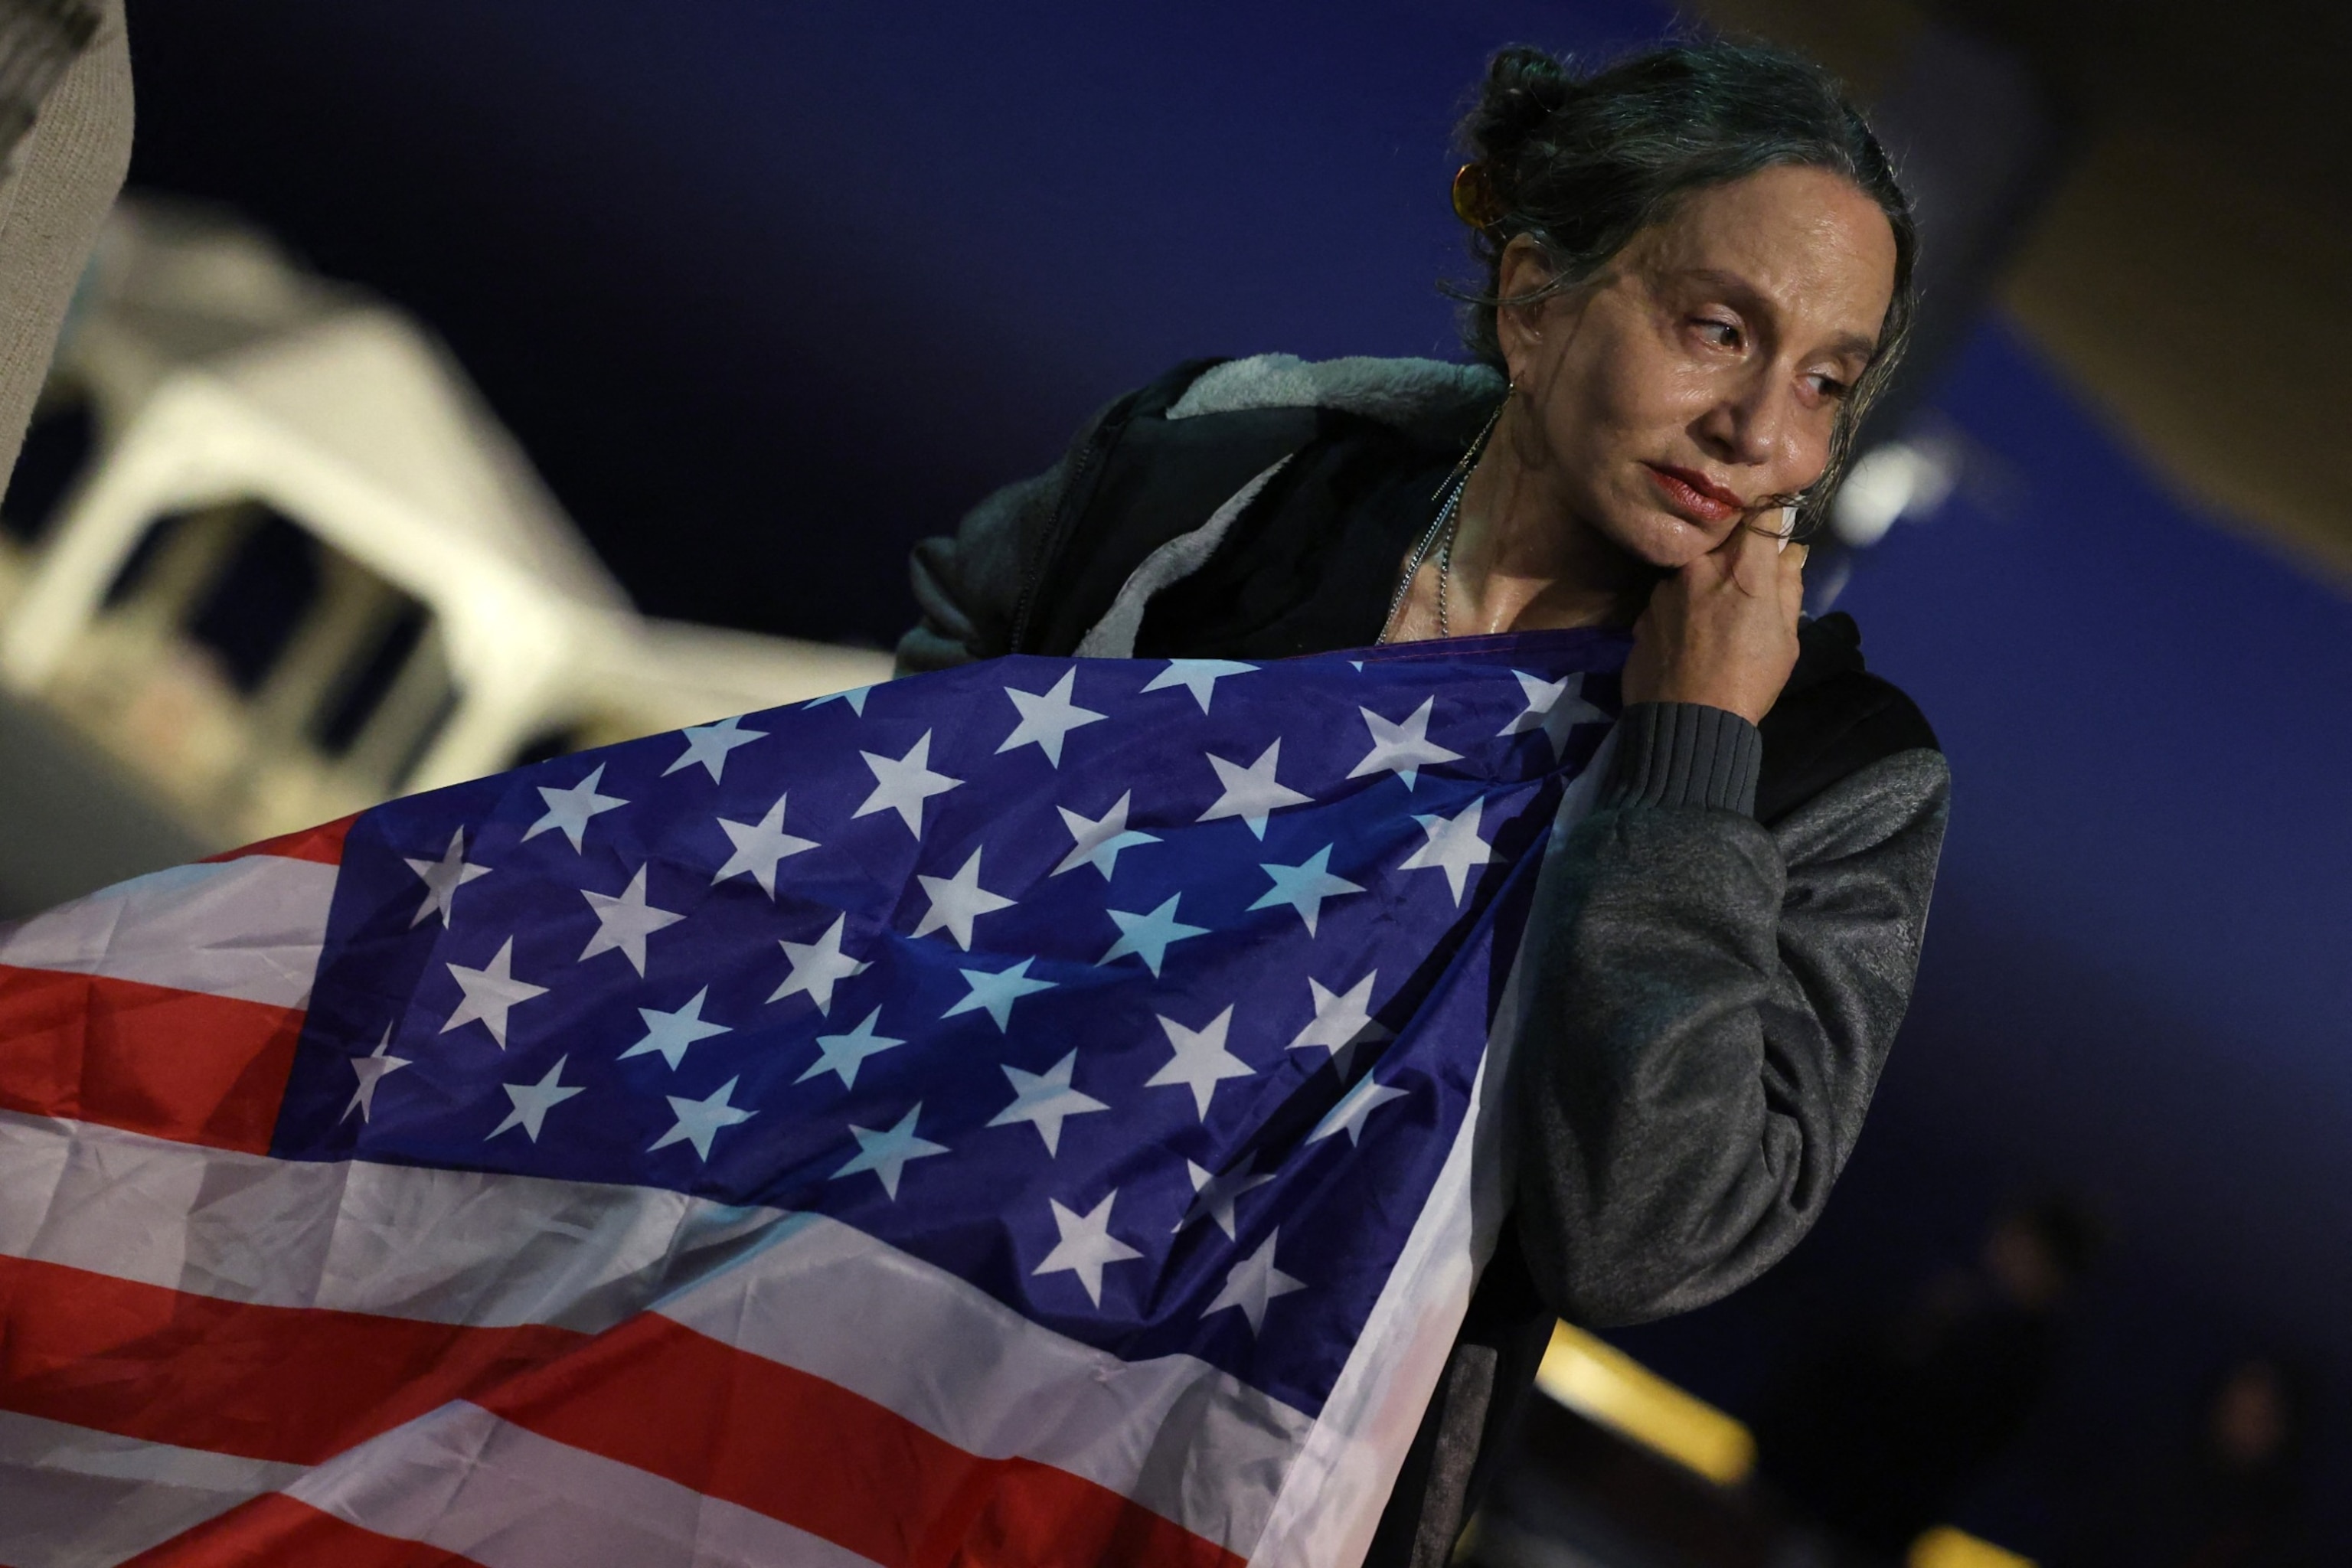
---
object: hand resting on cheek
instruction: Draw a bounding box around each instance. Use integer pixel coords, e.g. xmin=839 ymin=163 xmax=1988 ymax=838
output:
xmin=1622 ymin=517 xmax=1808 ymax=725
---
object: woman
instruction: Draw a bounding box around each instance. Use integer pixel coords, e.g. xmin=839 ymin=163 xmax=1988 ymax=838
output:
xmin=897 ymin=39 xmax=1949 ymax=1565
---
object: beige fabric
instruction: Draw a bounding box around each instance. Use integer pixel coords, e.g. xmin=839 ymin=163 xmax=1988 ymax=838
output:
xmin=0 ymin=0 xmax=129 ymax=498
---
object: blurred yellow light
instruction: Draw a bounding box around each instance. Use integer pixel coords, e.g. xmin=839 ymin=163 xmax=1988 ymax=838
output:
xmin=1908 ymin=1526 xmax=2036 ymax=1568
xmin=1533 ymin=1320 xmax=1756 ymax=1485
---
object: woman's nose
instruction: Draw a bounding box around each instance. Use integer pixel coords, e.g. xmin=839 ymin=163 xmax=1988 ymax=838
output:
xmin=1693 ymin=375 xmax=1790 ymax=469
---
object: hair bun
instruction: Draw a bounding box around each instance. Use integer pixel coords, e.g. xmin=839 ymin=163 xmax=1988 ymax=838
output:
xmin=1466 ymin=44 xmax=1576 ymax=173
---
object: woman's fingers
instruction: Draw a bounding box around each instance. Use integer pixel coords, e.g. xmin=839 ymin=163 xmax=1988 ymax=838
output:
xmin=1633 ymin=518 xmax=1806 ymax=720
xmin=1779 ymin=540 xmax=1808 ymax=628
xmin=1781 ymin=536 xmax=1809 ymax=586
xmin=1720 ymin=515 xmax=1782 ymax=594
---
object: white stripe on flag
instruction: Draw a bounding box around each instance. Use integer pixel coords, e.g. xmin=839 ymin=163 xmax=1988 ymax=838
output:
xmin=0 ymin=854 xmax=339 ymax=1006
xmin=658 ymin=1211 xmax=1312 ymax=1550
xmin=0 ymin=1109 xmax=772 ymax=1323
xmin=0 ymin=1108 xmax=1312 ymax=1553
xmin=0 ymin=1409 xmax=302 ymax=1568
xmin=286 ymin=1399 xmax=880 ymax=1568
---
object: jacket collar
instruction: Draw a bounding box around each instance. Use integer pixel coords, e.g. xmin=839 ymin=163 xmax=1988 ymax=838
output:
xmin=1166 ymin=352 xmax=1504 ymax=446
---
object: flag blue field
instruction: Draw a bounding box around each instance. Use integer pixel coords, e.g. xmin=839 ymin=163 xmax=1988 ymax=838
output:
xmin=0 ymin=628 xmax=1626 ymax=1568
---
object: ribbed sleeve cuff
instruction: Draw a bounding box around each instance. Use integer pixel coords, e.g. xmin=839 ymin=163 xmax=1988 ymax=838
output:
xmin=1603 ymin=702 xmax=1762 ymax=816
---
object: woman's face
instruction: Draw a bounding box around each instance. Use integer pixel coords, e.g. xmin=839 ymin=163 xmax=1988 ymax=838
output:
xmin=1498 ymin=163 xmax=1898 ymax=569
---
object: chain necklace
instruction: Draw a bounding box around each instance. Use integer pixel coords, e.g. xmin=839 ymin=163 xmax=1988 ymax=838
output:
xmin=1376 ymin=469 xmax=1468 ymax=643
xmin=1378 ymin=403 xmax=1498 ymax=645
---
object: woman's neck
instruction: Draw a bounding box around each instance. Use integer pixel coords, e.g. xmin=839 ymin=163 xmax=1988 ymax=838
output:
xmin=1446 ymin=402 xmax=1655 ymax=634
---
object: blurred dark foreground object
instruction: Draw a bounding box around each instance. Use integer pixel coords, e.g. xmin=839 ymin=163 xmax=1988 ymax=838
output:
xmin=0 ymin=0 xmax=96 ymax=171
xmin=0 ymin=681 xmax=208 ymax=917
xmin=0 ymin=0 xmax=127 ymax=495
xmin=0 ymin=0 xmax=142 ymax=916
xmin=1752 ymin=1198 xmax=2102 ymax=1558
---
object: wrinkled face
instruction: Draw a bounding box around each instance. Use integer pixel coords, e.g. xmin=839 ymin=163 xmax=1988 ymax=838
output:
xmin=1498 ymin=163 xmax=1898 ymax=568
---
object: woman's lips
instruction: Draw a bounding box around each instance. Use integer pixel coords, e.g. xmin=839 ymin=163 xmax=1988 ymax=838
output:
xmin=1642 ymin=462 xmax=1746 ymax=525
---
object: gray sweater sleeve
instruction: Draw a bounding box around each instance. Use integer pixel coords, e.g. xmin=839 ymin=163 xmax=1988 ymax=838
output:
xmin=1512 ymin=701 xmax=1950 ymax=1327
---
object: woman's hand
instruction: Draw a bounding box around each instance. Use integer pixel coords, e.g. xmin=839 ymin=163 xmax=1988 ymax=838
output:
xmin=1621 ymin=518 xmax=1805 ymax=725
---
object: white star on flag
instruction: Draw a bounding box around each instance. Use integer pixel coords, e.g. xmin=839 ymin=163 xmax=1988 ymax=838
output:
xmin=524 ymin=763 xmax=628 ymax=852
xmin=854 ymin=731 xmax=962 ymax=835
xmin=912 ymin=848 xmax=1016 ymax=950
xmin=663 ymin=714 xmax=767 ymax=782
xmin=1142 ymin=658 xmax=1256 ymax=713
xmin=578 ymin=865 xmax=685 ymax=976
xmin=1145 ymin=1005 xmax=1256 ymax=1119
xmin=1398 ymin=799 xmax=1496 ymax=905
xmin=1178 ymin=1157 xmax=1275 ymax=1239
xmin=1199 ymin=739 xmax=1312 ymax=838
xmin=1204 ymin=1230 xmax=1306 ymax=1334
xmin=1250 ymin=846 xmax=1364 ymax=936
xmin=1099 ymin=895 xmax=1208 ymax=977
xmin=1309 ymin=1069 xmax=1410 ymax=1145
xmin=831 ymin=1103 xmax=948 ymax=1198
xmin=1346 ymin=697 xmax=1462 ymax=789
xmin=712 ymin=793 xmax=817 ymax=898
xmin=805 ymin=684 xmax=871 ymax=714
xmin=946 ymin=958 xmax=1057 ymax=1031
xmin=342 ymin=1024 xmax=410 ymax=1123
xmin=440 ymin=937 xmax=547 ymax=1048
xmin=1287 ymin=972 xmax=1390 ymax=1073
xmin=1033 ymin=1190 xmax=1143 ymax=1306
xmin=619 ymin=987 xmax=731 ymax=1070
xmin=997 ymin=670 xmax=1107 ymax=766
xmin=988 ymin=1050 xmax=1109 ymax=1155
xmin=1052 ymin=791 xmax=1158 ymax=878
xmin=1500 ymin=670 xmax=1608 ymax=757
xmin=488 ymin=1054 xmax=585 ymax=1143
xmin=769 ymin=914 xmax=871 ymax=1014
xmin=796 ymin=1007 xmax=906 ymax=1090
xmin=404 ymin=828 xmax=489 ymax=927
xmin=651 ymin=1075 xmax=756 ymax=1162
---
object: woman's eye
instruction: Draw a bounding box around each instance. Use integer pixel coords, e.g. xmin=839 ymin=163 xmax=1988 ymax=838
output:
xmin=1807 ymin=372 xmax=1851 ymax=400
xmin=1692 ymin=317 xmax=1743 ymax=349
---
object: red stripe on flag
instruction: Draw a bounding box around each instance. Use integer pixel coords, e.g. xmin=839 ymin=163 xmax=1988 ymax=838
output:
xmin=122 ymin=1493 xmax=490 ymax=1568
xmin=0 ymin=1255 xmax=583 ymax=1465
xmin=3 ymin=1258 xmax=1251 ymax=1565
xmin=0 ymin=965 xmax=301 ymax=1152
xmin=481 ymin=1312 xmax=1246 ymax=1568
xmin=203 ymin=815 xmax=356 ymax=867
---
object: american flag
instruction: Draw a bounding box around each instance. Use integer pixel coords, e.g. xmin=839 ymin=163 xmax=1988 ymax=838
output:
xmin=0 ymin=629 xmax=1623 ymax=1568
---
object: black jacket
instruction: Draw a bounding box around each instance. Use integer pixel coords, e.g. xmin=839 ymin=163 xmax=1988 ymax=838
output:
xmin=896 ymin=354 xmax=1950 ymax=1566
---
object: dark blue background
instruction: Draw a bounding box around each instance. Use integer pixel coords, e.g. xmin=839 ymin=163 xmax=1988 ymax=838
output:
xmin=122 ymin=0 xmax=2352 ymax=1547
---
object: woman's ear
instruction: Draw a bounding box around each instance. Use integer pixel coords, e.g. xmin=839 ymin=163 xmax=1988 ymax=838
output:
xmin=1494 ymin=235 xmax=1558 ymax=383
